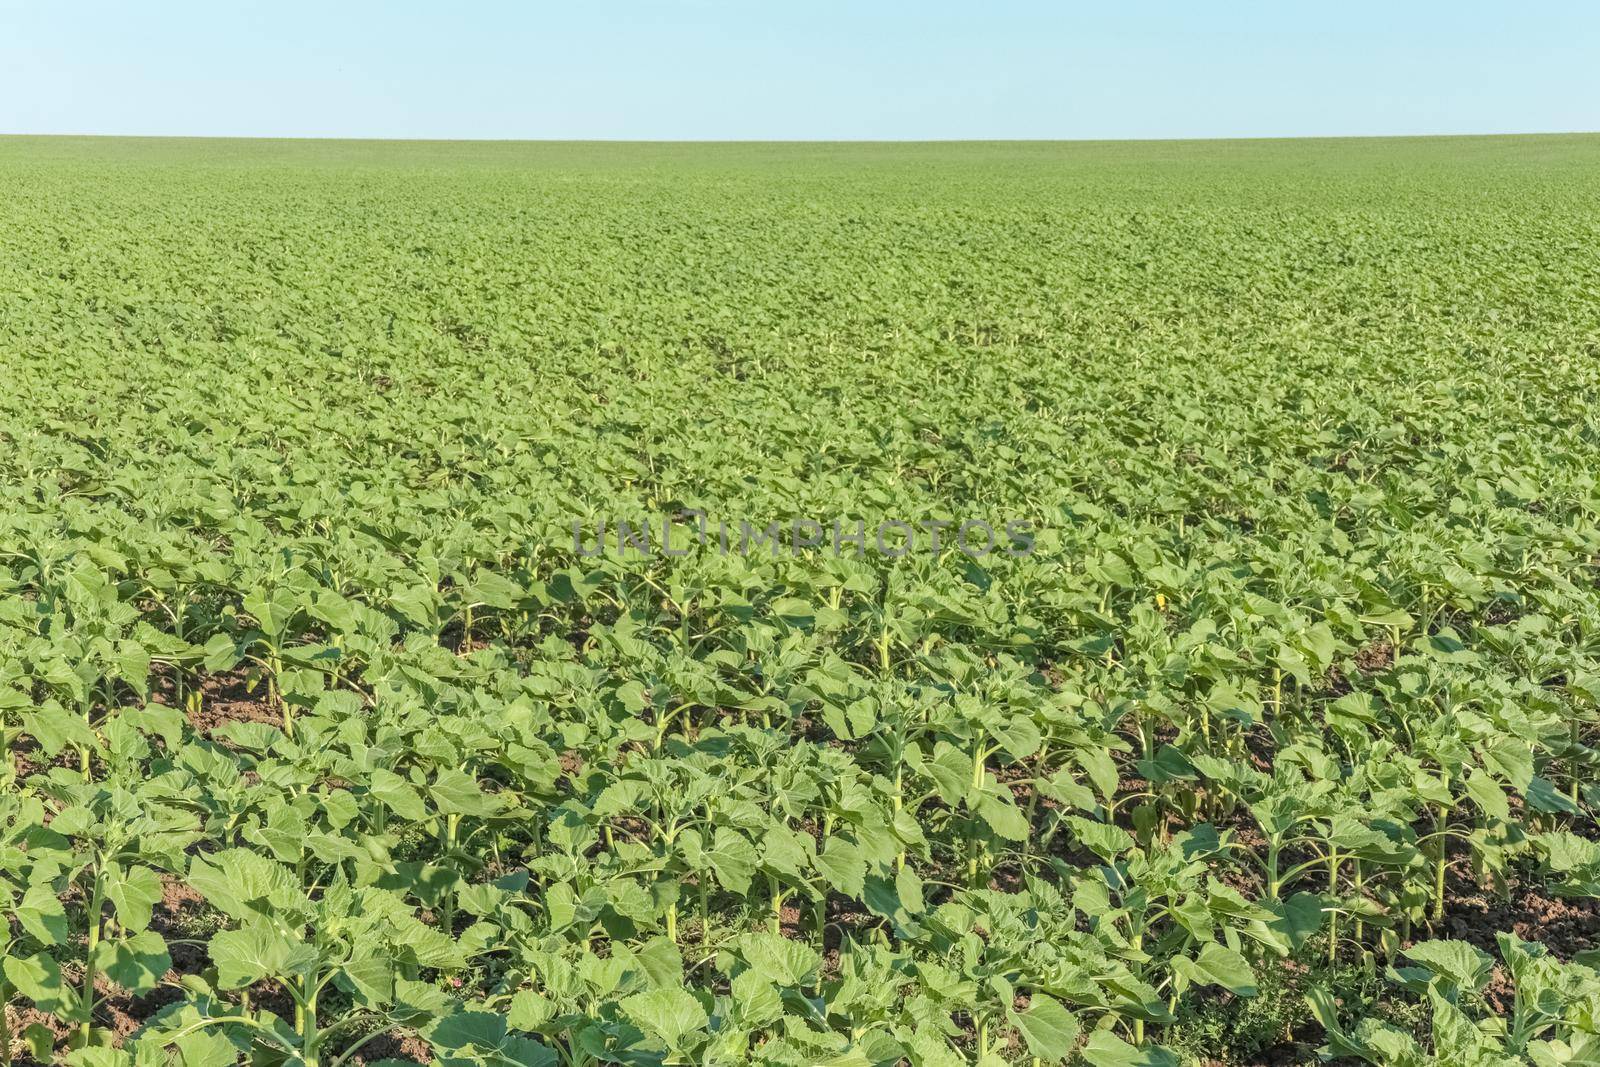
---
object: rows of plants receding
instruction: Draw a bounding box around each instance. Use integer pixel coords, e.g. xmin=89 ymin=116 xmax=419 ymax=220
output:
xmin=2 ymin=136 xmax=1600 ymax=1066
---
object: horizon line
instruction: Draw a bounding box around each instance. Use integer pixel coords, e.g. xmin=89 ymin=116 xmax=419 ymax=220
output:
xmin=3 ymin=129 xmax=1597 ymax=146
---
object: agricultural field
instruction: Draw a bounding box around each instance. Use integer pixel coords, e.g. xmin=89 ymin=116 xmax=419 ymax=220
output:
xmin=2 ymin=133 xmax=1600 ymax=1067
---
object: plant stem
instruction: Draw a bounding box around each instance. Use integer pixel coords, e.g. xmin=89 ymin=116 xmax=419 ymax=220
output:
xmin=441 ymin=812 xmax=461 ymax=933
xmin=1326 ymin=849 xmax=1339 ymax=964
xmin=300 ymin=974 xmax=319 ymax=1067
xmin=1432 ymin=804 xmax=1450 ymax=922
xmin=1354 ymin=859 xmax=1365 ymax=943
xmin=969 ymin=734 xmax=986 ymax=887
xmin=814 ymin=893 xmax=827 ymax=994
xmin=1572 ymin=716 xmax=1582 ymax=804
xmin=269 ymin=652 xmax=292 ymax=739
xmin=893 ymin=760 xmax=906 ymax=870
xmin=1 ymin=975 xmax=12 ymax=1067
xmin=79 ymin=696 xmax=93 ymax=780
xmin=80 ymin=870 xmax=106 ymax=1047
xmin=1265 ymin=836 xmax=1281 ymax=901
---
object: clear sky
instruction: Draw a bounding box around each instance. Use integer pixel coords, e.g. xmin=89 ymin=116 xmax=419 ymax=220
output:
xmin=2 ymin=1 xmax=1595 ymax=141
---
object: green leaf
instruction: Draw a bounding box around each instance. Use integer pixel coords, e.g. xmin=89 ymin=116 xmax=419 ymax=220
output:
xmin=1464 ymin=768 xmax=1510 ymax=821
xmin=428 ymin=768 xmax=496 ymax=816
xmin=976 ymin=787 xmax=1031 ymax=841
xmin=389 ymin=912 xmax=466 ymax=971
xmin=94 ymin=930 xmax=171 ymax=994
xmin=813 ymin=837 xmax=867 ymax=897
xmin=1065 ymin=815 xmax=1134 ymax=860
xmin=628 ymin=936 xmax=684 ymax=990
xmin=4 ymin=952 xmax=77 ymax=1016
xmin=188 ymin=849 xmax=304 ymax=921
xmin=923 ymin=743 xmax=973 ymax=806
xmin=16 ymin=882 xmax=70 ymax=946
xmin=1402 ymin=940 xmax=1494 ymax=993
xmin=1427 ymin=987 xmax=1487 ymax=1061
xmin=201 ymin=633 xmax=242 ymax=672
xmin=619 ymin=986 xmax=708 ymax=1048
xmin=369 ymin=767 xmax=428 ymax=821
xmin=863 ymin=864 xmax=925 ymax=932
xmin=63 ymin=1050 xmax=135 ymax=1067
xmin=739 ymin=931 xmax=819 ymax=987
xmin=208 ymin=922 xmax=294 ymax=989
xmin=729 ymin=968 xmax=783 ymax=1026
xmin=428 ymin=1010 xmax=506 ymax=1051
xmin=1527 ymin=775 xmax=1582 ymax=816
xmin=338 ymin=947 xmax=397 ymax=1006
xmin=246 ymin=802 xmax=308 ymax=862
xmin=1006 ymin=993 xmax=1078 ymax=1062
xmin=21 ymin=704 xmax=98 ymax=757
xmin=1082 ymin=1031 xmax=1180 ymax=1067
xmin=703 ymin=828 xmax=757 ymax=895
xmin=168 ymin=1027 xmax=243 ymax=1067
xmin=1263 ymin=891 xmax=1326 ymax=954
xmin=508 ymin=989 xmax=557 ymax=1031
xmin=105 ymin=864 xmax=164 ymax=933
xmin=1182 ymin=942 xmax=1257 ymax=996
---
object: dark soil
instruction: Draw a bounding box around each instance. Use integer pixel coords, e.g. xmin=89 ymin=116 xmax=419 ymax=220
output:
xmin=1353 ymin=640 xmax=1394 ymax=674
xmin=344 ymin=1028 xmax=433 ymax=1065
xmin=179 ymin=667 xmax=283 ymax=735
xmin=1430 ymin=867 xmax=1600 ymax=1015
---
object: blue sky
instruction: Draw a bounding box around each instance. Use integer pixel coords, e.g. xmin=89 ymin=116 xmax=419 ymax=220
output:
xmin=2 ymin=1 xmax=1595 ymax=140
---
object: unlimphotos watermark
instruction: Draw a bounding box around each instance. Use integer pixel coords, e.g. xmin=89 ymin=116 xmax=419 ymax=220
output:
xmin=573 ymin=514 xmax=1036 ymax=558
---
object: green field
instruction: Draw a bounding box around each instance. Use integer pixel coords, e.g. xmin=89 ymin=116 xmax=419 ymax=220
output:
xmin=3 ymin=134 xmax=1600 ymax=1066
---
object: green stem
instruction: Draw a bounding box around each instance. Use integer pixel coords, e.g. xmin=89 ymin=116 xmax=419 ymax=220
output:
xmin=80 ymin=870 xmax=106 ymax=1046
xmin=300 ymin=974 xmax=319 ymax=1067
xmin=893 ymin=760 xmax=906 ymax=870
xmin=1022 ymin=744 xmax=1048 ymax=859
xmin=1354 ymin=859 xmax=1365 ymax=943
xmin=969 ymin=735 xmax=987 ymax=888
xmin=1327 ymin=849 xmax=1339 ymax=964
xmin=1 ymin=976 xmax=12 ymax=1067
xmin=814 ymin=893 xmax=827 ymax=994
xmin=1572 ymin=716 xmax=1583 ymax=804
xmin=1131 ymin=927 xmax=1145 ymax=1044
xmin=441 ymin=812 xmax=461 ymax=934
xmin=1265 ymin=837 xmax=1282 ymax=901
xmin=269 ymin=652 xmax=291 ymax=739
xmin=1432 ymin=804 xmax=1450 ymax=922
xmin=79 ymin=698 xmax=93 ymax=780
